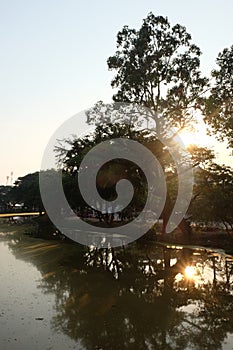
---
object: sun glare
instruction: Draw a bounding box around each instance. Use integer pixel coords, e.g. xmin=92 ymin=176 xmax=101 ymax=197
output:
xmin=178 ymin=117 xmax=213 ymax=148
xmin=185 ymin=265 xmax=195 ymax=278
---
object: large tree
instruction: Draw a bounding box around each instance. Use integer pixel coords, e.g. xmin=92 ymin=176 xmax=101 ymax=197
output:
xmin=107 ymin=13 xmax=208 ymax=134
xmin=106 ymin=13 xmax=211 ymax=235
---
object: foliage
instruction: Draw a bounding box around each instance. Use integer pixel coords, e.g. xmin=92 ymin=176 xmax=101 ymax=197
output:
xmin=58 ymin=119 xmax=215 ymax=235
xmin=60 ymin=124 xmax=154 ymax=216
xmin=107 ymin=13 xmax=208 ymax=133
xmin=8 ymin=172 xmax=43 ymax=212
xmin=0 ymin=185 xmax=12 ymax=212
xmin=204 ymin=45 xmax=233 ymax=147
xmin=190 ymin=164 xmax=233 ymax=229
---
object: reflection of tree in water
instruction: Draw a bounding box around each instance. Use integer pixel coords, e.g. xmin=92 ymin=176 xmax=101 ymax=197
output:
xmin=7 ymin=236 xmax=233 ymax=349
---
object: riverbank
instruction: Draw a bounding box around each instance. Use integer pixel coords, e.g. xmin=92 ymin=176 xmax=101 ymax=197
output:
xmin=1 ymin=219 xmax=233 ymax=254
xmin=157 ymin=230 xmax=233 ymax=254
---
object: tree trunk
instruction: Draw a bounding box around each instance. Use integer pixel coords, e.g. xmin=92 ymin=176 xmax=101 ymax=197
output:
xmin=161 ymin=193 xmax=192 ymax=239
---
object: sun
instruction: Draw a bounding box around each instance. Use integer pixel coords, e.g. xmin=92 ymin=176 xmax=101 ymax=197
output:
xmin=184 ymin=265 xmax=195 ymax=278
xmin=178 ymin=117 xmax=213 ymax=148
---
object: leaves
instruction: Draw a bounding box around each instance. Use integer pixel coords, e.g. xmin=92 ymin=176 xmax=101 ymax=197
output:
xmin=190 ymin=164 xmax=233 ymax=226
xmin=107 ymin=12 xmax=208 ymax=132
xmin=204 ymin=45 xmax=233 ymax=147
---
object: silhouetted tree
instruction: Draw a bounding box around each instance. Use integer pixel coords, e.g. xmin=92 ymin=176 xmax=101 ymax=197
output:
xmin=204 ymin=45 xmax=233 ymax=148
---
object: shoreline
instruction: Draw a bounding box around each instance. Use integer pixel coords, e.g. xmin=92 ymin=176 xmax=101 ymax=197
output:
xmin=1 ymin=219 xmax=233 ymax=254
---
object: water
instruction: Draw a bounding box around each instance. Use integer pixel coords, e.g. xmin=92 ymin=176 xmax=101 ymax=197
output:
xmin=1 ymin=227 xmax=233 ymax=349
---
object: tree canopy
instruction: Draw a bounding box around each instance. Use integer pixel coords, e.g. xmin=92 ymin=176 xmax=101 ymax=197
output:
xmin=190 ymin=164 xmax=233 ymax=230
xmin=204 ymin=45 xmax=233 ymax=147
xmin=107 ymin=13 xmax=208 ymax=133
xmin=9 ymin=172 xmax=43 ymax=212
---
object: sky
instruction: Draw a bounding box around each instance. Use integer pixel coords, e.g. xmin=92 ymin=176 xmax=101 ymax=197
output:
xmin=0 ymin=0 xmax=233 ymax=185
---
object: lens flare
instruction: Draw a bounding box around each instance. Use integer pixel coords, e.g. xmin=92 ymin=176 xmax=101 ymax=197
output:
xmin=185 ymin=265 xmax=195 ymax=278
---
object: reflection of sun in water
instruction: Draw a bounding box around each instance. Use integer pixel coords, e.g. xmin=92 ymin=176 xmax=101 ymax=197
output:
xmin=185 ymin=265 xmax=195 ymax=278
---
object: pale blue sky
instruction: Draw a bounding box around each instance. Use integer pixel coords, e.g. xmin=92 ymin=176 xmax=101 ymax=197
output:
xmin=0 ymin=0 xmax=233 ymax=185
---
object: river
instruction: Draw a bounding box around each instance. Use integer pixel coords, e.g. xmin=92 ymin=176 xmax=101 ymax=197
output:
xmin=1 ymin=225 xmax=233 ymax=349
